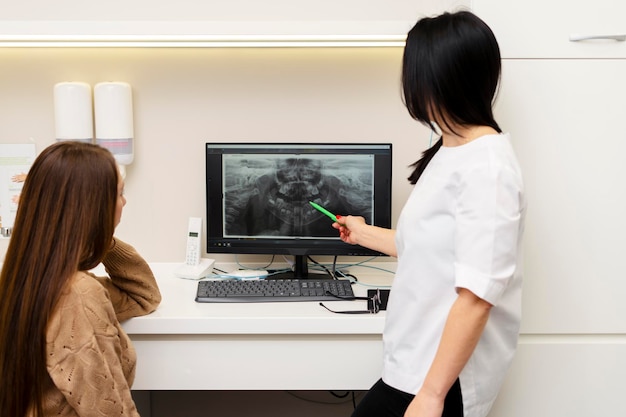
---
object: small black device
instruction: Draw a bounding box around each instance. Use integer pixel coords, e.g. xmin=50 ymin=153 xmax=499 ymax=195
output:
xmin=367 ymin=288 xmax=390 ymax=311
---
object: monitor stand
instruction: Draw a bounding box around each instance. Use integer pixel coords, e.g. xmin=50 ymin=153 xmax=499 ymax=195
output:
xmin=269 ymin=254 xmax=312 ymax=279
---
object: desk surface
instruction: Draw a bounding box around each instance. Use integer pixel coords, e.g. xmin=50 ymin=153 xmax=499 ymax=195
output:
xmin=113 ymin=262 xmax=395 ymax=390
xmin=121 ymin=263 xmax=394 ymax=336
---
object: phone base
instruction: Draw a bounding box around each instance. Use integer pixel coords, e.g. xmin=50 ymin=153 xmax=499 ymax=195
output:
xmin=175 ymin=258 xmax=215 ymax=280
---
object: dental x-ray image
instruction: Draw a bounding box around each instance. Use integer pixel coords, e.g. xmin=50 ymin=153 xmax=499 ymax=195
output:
xmin=223 ymin=154 xmax=374 ymax=238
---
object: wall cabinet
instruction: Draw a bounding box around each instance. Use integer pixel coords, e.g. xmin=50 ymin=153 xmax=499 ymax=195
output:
xmin=496 ymin=59 xmax=626 ymax=334
xmin=475 ymin=0 xmax=626 ymax=335
xmin=0 ymin=0 xmax=469 ymax=45
xmin=473 ymin=1 xmax=626 ymax=414
xmin=474 ymin=0 xmax=626 ymax=58
xmin=490 ymin=340 xmax=626 ymax=416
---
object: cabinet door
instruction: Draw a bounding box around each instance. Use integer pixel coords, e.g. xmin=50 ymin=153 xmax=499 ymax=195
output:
xmin=473 ymin=0 xmax=626 ymax=58
xmin=496 ymin=59 xmax=626 ymax=333
xmin=0 ymin=0 xmax=468 ymax=40
xmin=489 ymin=341 xmax=626 ymax=416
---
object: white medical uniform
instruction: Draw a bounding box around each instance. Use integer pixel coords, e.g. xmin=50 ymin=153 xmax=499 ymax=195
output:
xmin=382 ymin=133 xmax=525 ymax=417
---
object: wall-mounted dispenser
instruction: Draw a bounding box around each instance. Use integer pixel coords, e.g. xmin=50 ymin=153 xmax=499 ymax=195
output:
xmin=94 ymin=82 xmax=134 ymax=177
xmin=53 ymin=81 xmax=93 ymax=143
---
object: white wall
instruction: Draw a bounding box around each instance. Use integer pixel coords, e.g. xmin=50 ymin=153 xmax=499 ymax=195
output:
xmin=0 ymin=47 xmax=428 ymax=417
xmin=0 ymin=46 xmax=428 ymax=263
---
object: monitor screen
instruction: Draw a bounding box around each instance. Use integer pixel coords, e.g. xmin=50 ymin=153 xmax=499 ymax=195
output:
xmin=206 ymin=142 xmax=392 ymax=278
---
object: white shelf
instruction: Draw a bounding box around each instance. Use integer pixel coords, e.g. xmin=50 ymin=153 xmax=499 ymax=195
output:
xmin=0 ymin=20 xmax=412 ymax=47
xmin=0 ymin=0 xmax=470 ymax=47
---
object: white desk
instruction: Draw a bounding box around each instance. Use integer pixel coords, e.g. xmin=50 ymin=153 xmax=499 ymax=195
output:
xmin=121 ymin=263 xmax=394 ymax=391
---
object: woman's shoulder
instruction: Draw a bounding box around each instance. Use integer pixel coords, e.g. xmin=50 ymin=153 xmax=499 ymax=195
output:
xmin=70 ymin=270 xmax=107 ymax=292
xmin=445 ymin=133 xmax=517 ymax=165
xmin=61 ymin=271 xmax=112 ymax=308
xmin=433 ymin=133 xmax=512 ymax=168
xmin=48 ymin=272 xmax=118 ymax=342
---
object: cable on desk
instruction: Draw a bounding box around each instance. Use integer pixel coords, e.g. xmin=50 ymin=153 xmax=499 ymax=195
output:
xmin=234 ymin=254 xmax=276 ymax=271
xmin=212 ymin=267 xmax=229 ymax=275
xmin=213 ymin=254 xmax=394 ymax=286
xmin=307 ymin=256 xmax=337 ymax=279
xmin=319 ymin=289 xmax=382 ymax=314
xmin=308 ymin=255 xmax=396 ymax=277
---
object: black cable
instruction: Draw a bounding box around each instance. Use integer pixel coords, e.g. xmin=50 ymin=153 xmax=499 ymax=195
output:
xmin=234 ymin=254 xmax=276 ymax=270
xmin=344 ymin=272 xmax=358 ymax=282
xmin=319 ymin=302 xmax=378 ymax=314
xmin=320 ymin=290 xmax=381 ymax=314
xmin=323 ymin=290 xmax=369 ymax=302
xmin=307 ymin=256 xmax=336 ymax=279
xmin=285 ymin=390 xmax=360 ymax=405
xmin=329 ymin=391 xmax=350 ymax=399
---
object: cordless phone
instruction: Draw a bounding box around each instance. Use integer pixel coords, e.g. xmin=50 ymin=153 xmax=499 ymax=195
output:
xmin=175 ymin=217 xmax=215 ymax=279
xmin=185 ymin=217 xmax=202 ymax=266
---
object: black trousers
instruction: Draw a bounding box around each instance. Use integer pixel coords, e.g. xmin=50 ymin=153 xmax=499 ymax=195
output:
xmin=351 ymin=378 xmax=463 ymax=417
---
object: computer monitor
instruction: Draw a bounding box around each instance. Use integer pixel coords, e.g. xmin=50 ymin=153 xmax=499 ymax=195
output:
xmin=205 ymin=142 xmax=392 ymax=278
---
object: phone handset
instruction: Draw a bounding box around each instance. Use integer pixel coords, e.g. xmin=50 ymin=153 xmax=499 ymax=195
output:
xmin=185 ymin=217 xmax=202 ymax=266
xmin=175 ymin=217 xmax=215 ymax=280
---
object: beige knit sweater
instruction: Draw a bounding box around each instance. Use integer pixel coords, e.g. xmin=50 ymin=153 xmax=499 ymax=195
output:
xmin=38 ymin=239 xmax=161 ymax=417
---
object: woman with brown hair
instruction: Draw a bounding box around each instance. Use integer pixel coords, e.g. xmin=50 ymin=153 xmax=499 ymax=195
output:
xmin=0 ymin=141 xmax=162 ymax=416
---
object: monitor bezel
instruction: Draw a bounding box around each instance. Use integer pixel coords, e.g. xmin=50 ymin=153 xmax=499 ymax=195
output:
xmin=205 ymin=142 xmax=392 ymax=259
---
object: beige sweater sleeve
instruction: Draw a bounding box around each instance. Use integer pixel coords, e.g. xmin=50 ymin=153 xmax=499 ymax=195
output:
xmin=90 ymin=238 xmax=162 ymax=322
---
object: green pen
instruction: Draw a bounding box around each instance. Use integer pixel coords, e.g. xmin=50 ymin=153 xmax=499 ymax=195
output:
xmin=309 ymin=201 xmax=340 ymax=223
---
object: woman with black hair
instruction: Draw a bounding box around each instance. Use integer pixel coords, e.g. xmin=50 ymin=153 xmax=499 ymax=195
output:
xmin=333 ymin=11 xmax=525 ymax=417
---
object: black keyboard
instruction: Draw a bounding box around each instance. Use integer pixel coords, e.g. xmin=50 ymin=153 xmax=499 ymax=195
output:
xmin=195 ymin=278 xmax=354 ymax=303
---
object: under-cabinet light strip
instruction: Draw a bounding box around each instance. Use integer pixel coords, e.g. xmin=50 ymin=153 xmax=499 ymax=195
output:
xmin=0 ymin=40 xmax=406 ymax=47
xmin=0 ymin=31 xmax=410 ymax=47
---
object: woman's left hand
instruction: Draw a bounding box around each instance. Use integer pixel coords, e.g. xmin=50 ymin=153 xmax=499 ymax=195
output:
xmin=404 ymin=390 xmax=444 ymax=417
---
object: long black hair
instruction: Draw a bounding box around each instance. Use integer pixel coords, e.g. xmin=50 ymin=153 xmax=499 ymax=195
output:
xmin=402 ymin=11 xmax=502 ymax=184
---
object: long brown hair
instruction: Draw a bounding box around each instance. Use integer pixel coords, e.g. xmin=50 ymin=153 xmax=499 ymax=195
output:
xmin=0 ymin=141 xmax=119 ymax=417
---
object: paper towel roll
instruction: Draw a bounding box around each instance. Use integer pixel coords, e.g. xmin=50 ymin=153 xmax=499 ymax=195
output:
xmin=53 ymin=82 xmax=93 ymax=143
xmin=94 ymin=82 xmax=134 ymax=165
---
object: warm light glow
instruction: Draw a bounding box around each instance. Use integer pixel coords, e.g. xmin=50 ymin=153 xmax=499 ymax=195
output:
xmin=0 ymin=35 xmax=407 ymax=48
